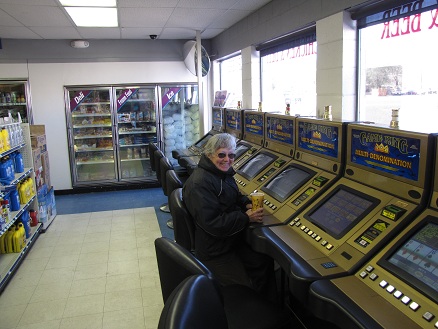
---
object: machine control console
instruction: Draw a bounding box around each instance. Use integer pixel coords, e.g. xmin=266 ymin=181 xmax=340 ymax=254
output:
xmin=359 ymin=264 xmax=438 ymax=327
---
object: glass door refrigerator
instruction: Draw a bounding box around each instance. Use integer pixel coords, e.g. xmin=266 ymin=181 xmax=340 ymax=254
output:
xmin=0 ymin=80 xmax=33 ymax=123
xmin=65 ymin=87 xmax=116 ymax=187
xmin=114 ymin=86 xmax=157 ymax=181
xmin=65 ymin=85 xmax=158 ymax=188
xmin=159 ymin=84 xmax=200 ymax=166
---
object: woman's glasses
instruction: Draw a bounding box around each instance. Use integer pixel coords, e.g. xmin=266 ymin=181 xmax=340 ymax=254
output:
xmin=216 ymin=152 xmax=236 ymax=159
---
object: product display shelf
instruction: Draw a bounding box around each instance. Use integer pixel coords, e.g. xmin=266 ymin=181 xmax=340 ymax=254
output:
xmin=73 ymin=124 xmax=112 ymax=129
xmin=75 ymin=147 xmax=113 ymax=152
xmin=74 ymin=134 xmax=112 ymax=139
xmin=0 ymin=222 xmax=41 ymax=292
xmin=72 ymin=113 xmax=111 ymax=118
xmin=0 ymin=123 xmax=41 ymax=292
xmin=76 ymin=159 xmax=115 ymax=165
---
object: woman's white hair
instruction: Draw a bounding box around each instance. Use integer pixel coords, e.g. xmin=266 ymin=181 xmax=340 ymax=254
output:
xmin=203 ymin=133 xmax=236 ymax=156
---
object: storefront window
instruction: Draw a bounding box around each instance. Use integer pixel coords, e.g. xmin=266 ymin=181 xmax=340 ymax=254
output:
xmin=358 ymin=4 xmax=438 ymax=130
xmin=260 ymin=38 xmax=316 ymax=115
xmin=219 ymin=55 xmax=242 ymax=106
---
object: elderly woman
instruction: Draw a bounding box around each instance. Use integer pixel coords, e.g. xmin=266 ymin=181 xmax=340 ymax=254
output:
xmin=183 ymin=133 xmax=276 ymax=300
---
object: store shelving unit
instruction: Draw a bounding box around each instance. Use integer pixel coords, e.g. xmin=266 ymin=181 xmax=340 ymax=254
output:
xmin=0 ymin=122 xmax=41 ymax=292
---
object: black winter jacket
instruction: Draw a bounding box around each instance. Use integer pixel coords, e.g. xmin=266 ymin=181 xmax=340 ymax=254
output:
xmin=182 ymin=154 xmax=251 ymax=260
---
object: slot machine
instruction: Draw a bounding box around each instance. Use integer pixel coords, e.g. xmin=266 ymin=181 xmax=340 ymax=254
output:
xmin=253 ymin=117 xmax=347 ymax=226
xmin=308 ymin=136 xmax=438 ymax=329
xmin=231 ymin=110 xmax=265 ymax=167
xmin=179 ymin=109 xmax=263 ymax=172
xmin=173 ymin=106 xmax=225 ymax=161
xmin=261 ymin=123 xmax=435 ymax=305
xmin=233 ymin=113 xmax=296 ymax=195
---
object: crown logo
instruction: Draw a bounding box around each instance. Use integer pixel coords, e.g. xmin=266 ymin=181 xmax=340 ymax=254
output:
xmin=312 ymin=131 xmax=322 ymax=139
xmin=277 ymin=124 xmax=283 ymax=130
xmin=374 ymin=143 xmax=389 ymax=153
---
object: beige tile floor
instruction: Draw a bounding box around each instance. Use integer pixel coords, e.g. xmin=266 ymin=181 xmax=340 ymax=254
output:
xmin=0 ymin=207 xmax=164 ymax=329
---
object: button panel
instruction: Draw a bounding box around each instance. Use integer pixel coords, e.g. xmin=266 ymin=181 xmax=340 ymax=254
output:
xmin=360 ymin=264 xmax=436 ymax=326
xmin=288 ymin=217 xmax=335 ymax=251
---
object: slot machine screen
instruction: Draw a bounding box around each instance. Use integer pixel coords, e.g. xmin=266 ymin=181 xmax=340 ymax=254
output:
xmin=212 ymin=107 xmax=223 ymax=128
xmin=266 ymin=114 xmax=294 ymax=146
xmin=297 ymin=119 xmax=342 ymax=162
xmin=244 ymin=112 xmax=264 ymax=137
xmin=304 ymin=185 xmax=380 ymax=239
xmin=194 ymin=133 xmax=212 ymax=148
xmin=378 ymin=216 xmax=438 ymax=304
xmin=235 ymin=142 xmax=251 ymax=159
xmin=237 ymin=151 xmax=277 ymax=181
xmin=261 ymin=164 xmax=316 ymax=203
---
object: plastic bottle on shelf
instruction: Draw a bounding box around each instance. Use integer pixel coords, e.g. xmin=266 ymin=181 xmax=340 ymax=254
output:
xmin=2 ymin=200 xmax=11 ymax=225
xmin=0 ymin=232 xmax=6 ymax=253
xmin=22 ymin=213 xmax=31 ymax=239
xmin=2 ymin=128 xmax=10 ymax=151
xmin=5 ymin=226 xmax=15 ymax=253
xmin=29 ymin=177 xmax=36 ymax=198
xmin=18 ymin=182 xmax=26 ymax=204
xmin=10 ymin=187 xmax=20 ymax=211
xmin=13 ymin=225 xmax=22 ymax=252
xmin=0 ymin=205 xmax=5 ymax=231
xmin=24 ymin=178 xmax=31 ymax=202
xmin=29 ymin=209 xmax=38 ymax=227
xmin=14 ymin=151 xmax=24 ymax=173
xmin=0 ymin=129 xmax=4 ymax=153
xmin=18 ymin=223 xmax=26 ymax=248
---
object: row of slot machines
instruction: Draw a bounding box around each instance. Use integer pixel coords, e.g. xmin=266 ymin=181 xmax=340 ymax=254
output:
xmin=173 ymin=107 xmax=438 ymax=329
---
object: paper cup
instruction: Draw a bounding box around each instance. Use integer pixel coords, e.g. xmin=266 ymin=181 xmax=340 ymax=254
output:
xmin=251 ymin=192 xmax=264 ymax=210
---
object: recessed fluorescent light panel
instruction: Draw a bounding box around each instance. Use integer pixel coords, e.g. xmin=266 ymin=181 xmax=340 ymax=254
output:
xmin=60 ymin=0 xmax=118 ymax=27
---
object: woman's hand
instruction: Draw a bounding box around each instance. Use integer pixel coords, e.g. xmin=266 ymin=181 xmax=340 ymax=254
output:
xmin=246 ymin=207 xmax=264 ymax=223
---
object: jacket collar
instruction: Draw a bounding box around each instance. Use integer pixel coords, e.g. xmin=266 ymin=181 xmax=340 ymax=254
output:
xmin=198 ymin=154 xmax=235 ymax=177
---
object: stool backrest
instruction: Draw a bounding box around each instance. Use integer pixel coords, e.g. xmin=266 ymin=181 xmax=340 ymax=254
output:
xmin=165 ymin=170 xmax=183 ymax=201
xmin=160 ymin=156 xmax=174 ymax=197
xmin=169 ymin=188 xmax=196 ymax=253
xmin=154 ymin=149 xmax=165 ymax=184
xmin=155 ymin=237 xmax=210 ymax=303
xmin=158 ymin=275 xmax=228 ymax=329
xmin=149 ymin=143 xmax=159 ymax=172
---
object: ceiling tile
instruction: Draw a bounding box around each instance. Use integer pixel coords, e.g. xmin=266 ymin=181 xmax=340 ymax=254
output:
xmin=76 ymin=27 xmax=121 ymax=39
xmin=0 ymin=4 xmax=71 ymax=27
xmin=0 ymin=26 xmax=42 ymax=38
xmin=167 ymin=8 xmax=226 ymax=29
xmin=121 ymin=27 xmax=162 ymax=39
xmin=201 ymin=28 xmax=226 ymax=39
xmin=0 ymin=8 xmax=23 ymax=26
xmin=119 ymin=7 xmax=173 ymax=27
xmin=0 ymin=0 xmax=54 ymax=4
xmin=177 ymin=0 xmax=239 ymax=9
xmin=29 ymin=26 xmax=82 ymax=39
xmin=208 ymin=9 xmax=250 ymax=29
xmin=160 ymin=27 xmax=199 ymax=39
xmin=118 ymin=0 xmax=179 ymax=8
xmin=232 ymin=0 xmax=272 ymax=10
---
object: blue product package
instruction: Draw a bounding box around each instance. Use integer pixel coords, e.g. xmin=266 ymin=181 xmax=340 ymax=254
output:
xmin=21 ymin=211 xmax=31 ymax=238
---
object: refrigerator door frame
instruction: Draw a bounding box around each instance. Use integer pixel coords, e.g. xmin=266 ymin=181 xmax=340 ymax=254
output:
xmin=0 ymin=79 xmax=34 ymax=124
xmin=158 ymin=83 xmax=199 ymax=161
xmin=64 ymin=85 xmax=118 ymax=187
xmin=112 ymin=84 xmax=159 ymax=183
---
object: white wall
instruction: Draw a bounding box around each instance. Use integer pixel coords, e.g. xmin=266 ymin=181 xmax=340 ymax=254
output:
xmin=1 ymin=61 xmax=196 ymax=190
